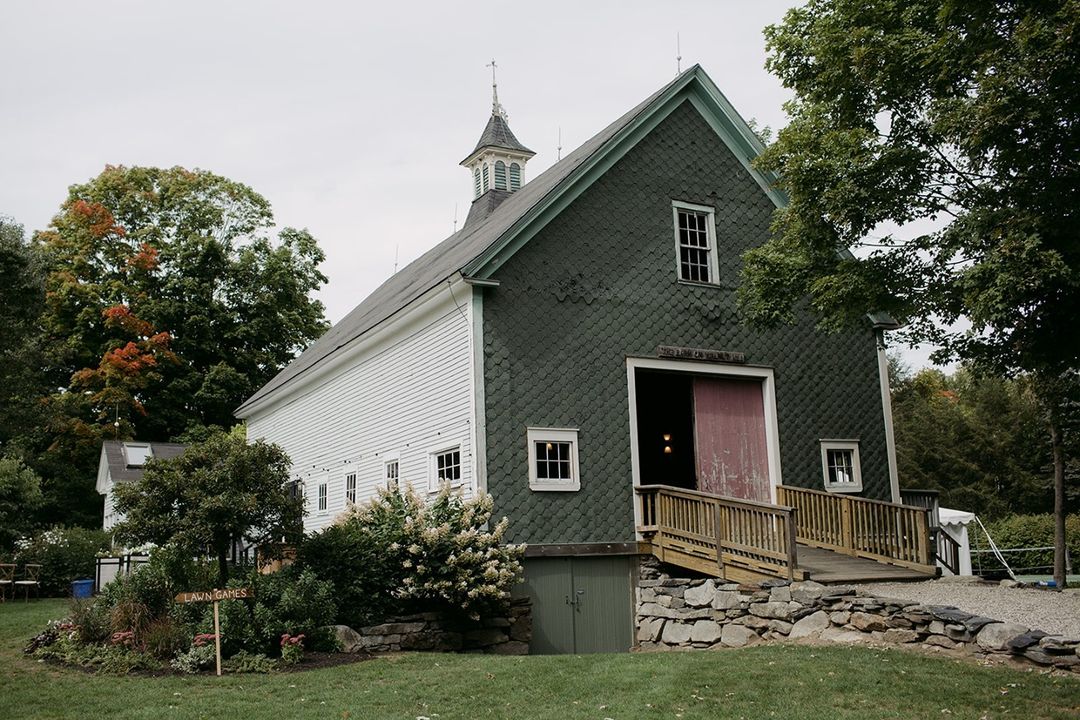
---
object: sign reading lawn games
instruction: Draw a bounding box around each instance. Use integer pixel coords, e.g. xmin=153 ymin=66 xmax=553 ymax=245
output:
xmin=175 ymin=587 xmax=255 ymax=675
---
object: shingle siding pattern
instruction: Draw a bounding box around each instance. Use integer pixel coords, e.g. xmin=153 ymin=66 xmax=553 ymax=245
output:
xmin=483 ymin=101 xmax=888 ymax=545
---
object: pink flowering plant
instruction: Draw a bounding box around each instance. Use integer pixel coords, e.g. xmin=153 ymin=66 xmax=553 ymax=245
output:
xmin=109 ymin=630 xmax=136 ymax=649
xmin=192 ymin=633 xmax=217 ymax=647
xmin=279 ymin=633 xmax=304 ymax=664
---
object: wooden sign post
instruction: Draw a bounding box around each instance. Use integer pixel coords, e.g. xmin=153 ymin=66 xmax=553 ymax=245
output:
xmin=175 ymin=587 xmax=255 ymax=676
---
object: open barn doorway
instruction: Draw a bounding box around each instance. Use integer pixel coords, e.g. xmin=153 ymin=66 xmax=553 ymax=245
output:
xmin=633 ymin=370 xmax=696 ymax=490
xmin=632 ymin=364 xmax=775 ymax=503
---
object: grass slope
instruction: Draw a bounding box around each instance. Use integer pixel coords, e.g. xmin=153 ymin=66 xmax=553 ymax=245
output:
xmin=2 ymin=599 xmax=1079 ymax=719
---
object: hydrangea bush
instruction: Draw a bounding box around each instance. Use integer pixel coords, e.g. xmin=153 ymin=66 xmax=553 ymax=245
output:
xmin=329 ymin=484 xmax=525 ymax=621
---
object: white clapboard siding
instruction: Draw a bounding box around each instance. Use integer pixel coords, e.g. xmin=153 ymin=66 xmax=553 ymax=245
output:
xmin=103 ymin=485 xmax=120 ymax=531
xmin=247 ymin=306 xmax=474 ymax=533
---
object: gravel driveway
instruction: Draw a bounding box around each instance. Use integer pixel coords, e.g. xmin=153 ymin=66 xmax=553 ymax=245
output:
xmin=857 ymin=578 xmax=1080 ymax=638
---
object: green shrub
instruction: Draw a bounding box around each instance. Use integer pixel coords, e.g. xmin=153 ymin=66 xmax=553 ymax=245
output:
xmin=70 ymin=598 xmax=112 ymax=644
xmin=971 ymin=514 xmax=1080 ymax=574
xmin=34 ymin=633 xmax=159 ymax=675
xmin=13 ymin=526 xmax=111 ymax=596
xmin=141 ymin=617 xmax=191 ymax=660
xmin=298 ymin=490 xmax=410 ymax=628
xmin=204 ymin=566 xmax=337 ymax=656
xmin=223 ymin=650 xmax=277 ymax=673
xmin=170 ymin=643 xmax=216 ymax=674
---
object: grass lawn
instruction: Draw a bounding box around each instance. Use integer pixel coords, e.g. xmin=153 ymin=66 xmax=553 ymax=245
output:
xmin=2 ymin=599 xmax=1079 ymax=719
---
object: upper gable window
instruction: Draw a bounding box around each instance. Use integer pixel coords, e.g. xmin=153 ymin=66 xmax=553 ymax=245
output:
xmin=672 ymin=201 xmax=719 ymax=284
xmin=123 ymin=444 xmax=153 ymax=468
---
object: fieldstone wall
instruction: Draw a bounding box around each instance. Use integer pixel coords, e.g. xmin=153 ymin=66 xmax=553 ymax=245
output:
xmin=329 ymin=598 xmax=531 ymax=655
xmin=636 ymin=559 xmax=1080 ymax=673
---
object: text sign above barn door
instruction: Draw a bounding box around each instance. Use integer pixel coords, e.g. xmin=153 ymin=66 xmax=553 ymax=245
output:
xmin=692 ymin=377 xmax=770 ymax=502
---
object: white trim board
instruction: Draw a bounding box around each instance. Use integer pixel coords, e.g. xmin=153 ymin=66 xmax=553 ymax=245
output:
xmin=625 ymin=356 xmax=784 ymax=535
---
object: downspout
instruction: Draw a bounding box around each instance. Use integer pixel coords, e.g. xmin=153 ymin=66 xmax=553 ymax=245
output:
xmin=875 ymin=329 xmax=901 ymax=503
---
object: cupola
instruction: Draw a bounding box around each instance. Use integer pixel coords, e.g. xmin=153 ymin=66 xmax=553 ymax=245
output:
xmin=460 ymin=62 xmax=535 ymax=227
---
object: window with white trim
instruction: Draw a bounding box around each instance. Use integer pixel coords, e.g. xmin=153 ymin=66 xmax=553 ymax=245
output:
xmin=430 ymin=447 xmax=461 ymax=491
xmin=672 ymin=201 xmax=719 ymax=284
xmin=345 ymin=473 xmax=356 ymax=504
xmin=820 ymin=440 xmax=863 ymax=493
xmin=385 ymin=459 xmax=400 ymax=491
xmin=527 ymin=428 xmax=580 ymax=492
xmin=317 ymin=482 xmax=328 ymax=512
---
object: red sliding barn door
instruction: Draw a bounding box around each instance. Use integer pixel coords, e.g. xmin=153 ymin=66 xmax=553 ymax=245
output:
xmin=692 ymin=377 xmax=771 ymax=502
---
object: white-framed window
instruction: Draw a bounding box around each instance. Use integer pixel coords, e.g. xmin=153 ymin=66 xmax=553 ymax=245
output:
xmin=385 ymin=458 xmax=400 ymax=491
xmin=527 ymin=427 xmax=580 ymax=492
xmin=672 ymin=200 xmax=719 ymax=284
xmin=429 ymin=446 xmax=462 ymax=492
xmin=123 ymin=443 xmax=153 ymax=468
xmin=345 ymin=472 xmax=356 ymax=504
xmin=317 ymin=482 xmax=328 ymax=512
xmin=820 ymin=440 xmax=863 ymax=493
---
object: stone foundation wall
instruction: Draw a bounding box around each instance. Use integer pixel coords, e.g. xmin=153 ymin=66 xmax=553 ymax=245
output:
xmin=636 ymin=559 xmax=1079 ymax=672
xmin=330 ymin=598 xmax=531 ymax=655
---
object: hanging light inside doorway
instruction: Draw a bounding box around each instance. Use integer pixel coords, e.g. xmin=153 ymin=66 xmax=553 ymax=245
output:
xmin=663 ymin=433 xmax=672 ymax=454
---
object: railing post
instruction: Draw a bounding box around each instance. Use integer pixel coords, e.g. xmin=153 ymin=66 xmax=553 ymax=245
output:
xmin=713 ymin=503 xmax=725 ymax=577
xmin=785 ymin=510 xmax=798 ymax=580
xmin=915 ymin=509 xmax=930 ymax=566
xmin=840 ymin=496 xmax=854 ymax=556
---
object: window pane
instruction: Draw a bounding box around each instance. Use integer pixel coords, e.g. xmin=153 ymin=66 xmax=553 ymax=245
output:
xmin=677 ymin=209 xmax=712 ymax=283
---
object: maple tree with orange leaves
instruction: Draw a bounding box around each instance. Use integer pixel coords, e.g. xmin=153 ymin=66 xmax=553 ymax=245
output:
xmin=27 ymin=165 xmax=328 ymax=525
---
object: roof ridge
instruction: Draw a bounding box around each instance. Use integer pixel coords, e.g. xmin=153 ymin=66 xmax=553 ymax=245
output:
xmin=237 ymin=67 xmax=700 ymax=415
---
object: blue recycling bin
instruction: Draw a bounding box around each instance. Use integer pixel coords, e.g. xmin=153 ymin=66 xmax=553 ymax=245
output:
xmin=71 ymin=579 xmax=94 ymax=598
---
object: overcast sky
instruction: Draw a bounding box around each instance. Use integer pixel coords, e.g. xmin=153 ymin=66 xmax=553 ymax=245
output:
xmin=1 ymin=0 xmax=940 ymax=369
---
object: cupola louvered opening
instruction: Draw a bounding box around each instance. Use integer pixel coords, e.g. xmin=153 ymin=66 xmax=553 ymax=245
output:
xmin=482 ymin=165 xmax=490 ymax=192
xmin=473 ymin=168 xmax=481 ymax=198
xmin=494 ymin=160 xmax=507 ymax=190
xmin=509 ymin=162 xmax=521 ymax=191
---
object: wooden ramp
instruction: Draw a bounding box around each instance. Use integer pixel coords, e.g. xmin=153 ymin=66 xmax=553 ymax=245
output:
xmin=796 ymin=545 xmax=936 ymax=584
xmin=637 ymin=485 xmax=940 ymax=585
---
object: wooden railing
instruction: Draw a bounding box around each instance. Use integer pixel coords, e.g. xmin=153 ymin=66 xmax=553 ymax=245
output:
xmin=900 ymin=488 xmax=941 ymax=529
xmin=636 ymin=485 xmax=802 ymax=582
xmin=934 ymin=527 xmax=962 ymax=576
xmin=776 ymin=485 xmax=935 ymax=573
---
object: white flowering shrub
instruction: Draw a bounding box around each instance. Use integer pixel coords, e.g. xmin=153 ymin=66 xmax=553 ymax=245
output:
xmin=327 ymin=484 xmax=525 ymax=621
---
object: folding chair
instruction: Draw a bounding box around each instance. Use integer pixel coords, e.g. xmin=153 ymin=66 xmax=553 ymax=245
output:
xmin=14 ymin=564 xmax=41 ymax=602
xmin=0 ymin=564 xmax=13 ymax=602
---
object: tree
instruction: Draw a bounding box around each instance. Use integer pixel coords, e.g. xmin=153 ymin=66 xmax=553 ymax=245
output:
xmin=0 ymin=456 xmax=44 ymax=551
xmin=741 ymin=0 xmax=1079 ymax=587
xmin=32 ymin=166 xmax=328 ymax=526
xmin=0 ymin=217 xmax=48 ymax=451
xmin=890 ymin=364 xmax=1070 ymax=517
xmin=112 ymin=428 xmax=304 ymax=584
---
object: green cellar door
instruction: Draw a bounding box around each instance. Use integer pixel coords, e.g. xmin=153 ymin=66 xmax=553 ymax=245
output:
xmin=520 ymin=556 xmax=634 ymax=654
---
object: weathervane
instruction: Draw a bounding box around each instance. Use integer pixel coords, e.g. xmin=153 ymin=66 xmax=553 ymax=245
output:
xmin=487 ymin=59 xmax=505 ymax=117
xmin=676 ymin=33 xmax=682 ymax=74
